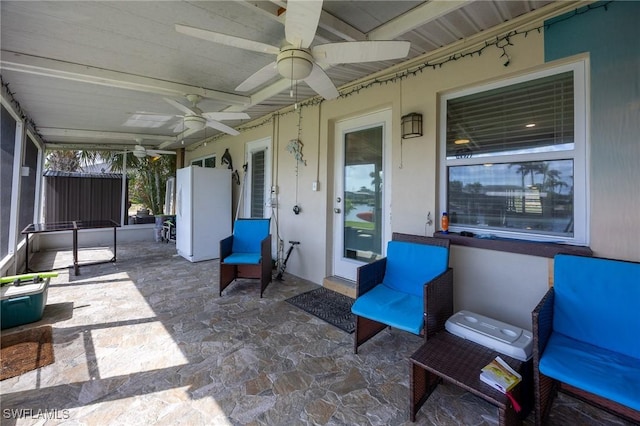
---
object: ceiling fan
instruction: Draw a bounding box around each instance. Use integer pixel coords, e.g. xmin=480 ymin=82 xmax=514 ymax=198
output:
xmin=164 ymin=94 xmax=250 ymax=136
xmin=132 ymin=140 xmax=176 ymax=159
xmin=175 ymin=0 xmax=411 ymax=100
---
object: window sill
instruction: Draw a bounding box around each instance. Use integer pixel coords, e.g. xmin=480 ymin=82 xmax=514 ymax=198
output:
xmin=433 ymin=232 xmax=592 ymax=258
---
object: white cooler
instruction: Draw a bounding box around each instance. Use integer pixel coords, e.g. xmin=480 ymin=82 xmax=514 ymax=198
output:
xmin=445 ymin=310 xmax=533 ymax=361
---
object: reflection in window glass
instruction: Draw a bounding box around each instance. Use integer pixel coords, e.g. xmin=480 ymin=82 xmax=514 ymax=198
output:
xmin=343 ymin=126 xmax=383 ymax=262
xmin=204 ymin=157 xmax=215 ymax=168
xmin=191 ymin=155 xmax=216 ymax=168
xmin=448 ymin=160 xmax=574 ymax=237
xmin=441 ymin=60 xmax=588 ymax=243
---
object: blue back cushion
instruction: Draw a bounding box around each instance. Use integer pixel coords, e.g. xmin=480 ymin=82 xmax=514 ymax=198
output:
xmin=553 ymin=254 xmax=640 ymax=359
xmin=232 ymin=219 xmax=270 ymax=253
xmin=381 ymin=241 xmax=449 ymax=297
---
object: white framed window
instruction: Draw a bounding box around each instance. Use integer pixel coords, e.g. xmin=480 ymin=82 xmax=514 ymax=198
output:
xmin=191 ymin=155 xmax=216 ymax=168
xmin=439 ymin=58 xmax=589 ymax=245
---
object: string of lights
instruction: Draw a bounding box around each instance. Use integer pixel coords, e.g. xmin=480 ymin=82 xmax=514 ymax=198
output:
xmin=0 ymin=75 xmax=43 ymax=141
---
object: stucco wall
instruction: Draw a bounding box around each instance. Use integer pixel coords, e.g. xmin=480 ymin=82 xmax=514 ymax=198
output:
xmin=545 ymin=1 xmax=640 ymax=261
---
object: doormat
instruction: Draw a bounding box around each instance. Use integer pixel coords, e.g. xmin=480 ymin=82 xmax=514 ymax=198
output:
xmin=1 ymin=325 xmax=54 ymax=381
xmin=286 ymin=287 xmax=355 ymax=333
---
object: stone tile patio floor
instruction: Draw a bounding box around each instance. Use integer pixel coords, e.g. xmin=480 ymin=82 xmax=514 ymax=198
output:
xmin=1 ymin=242 xmax=632 ymax=425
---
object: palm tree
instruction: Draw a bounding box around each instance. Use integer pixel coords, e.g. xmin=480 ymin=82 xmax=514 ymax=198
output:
xmin=45 ymin=150 xmax=81 ymax=171
xmin=98 ymin=150 xmax=176 ymax=216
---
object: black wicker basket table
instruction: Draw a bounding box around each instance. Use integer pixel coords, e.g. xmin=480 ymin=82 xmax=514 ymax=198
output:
xmin=410 ymin=331 xmax=532 ymax=425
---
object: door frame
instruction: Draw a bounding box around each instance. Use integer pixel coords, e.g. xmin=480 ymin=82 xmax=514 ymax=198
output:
xmin=331 ymin=109 xmax=393 ymax=281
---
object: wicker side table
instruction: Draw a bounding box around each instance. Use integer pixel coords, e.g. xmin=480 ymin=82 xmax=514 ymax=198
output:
xmin=410 ymin=331 xmax=532 ymax=426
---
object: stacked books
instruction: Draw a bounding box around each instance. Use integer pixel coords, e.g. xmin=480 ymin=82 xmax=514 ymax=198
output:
xmin=480 ymin=356 xmax=522 ymax=412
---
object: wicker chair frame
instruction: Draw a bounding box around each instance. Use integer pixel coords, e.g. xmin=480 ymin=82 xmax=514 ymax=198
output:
xmin=532 ymin=287 xmax=640 ymax=425
xmin=353 ymin=232 xmax=453 ymax=354
xmin=219 ymin=231 xmax=272 ymax=298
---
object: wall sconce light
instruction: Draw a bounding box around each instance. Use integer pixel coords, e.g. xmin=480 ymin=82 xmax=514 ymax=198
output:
xmin=401 ymin=113 xmax=423 ymax=139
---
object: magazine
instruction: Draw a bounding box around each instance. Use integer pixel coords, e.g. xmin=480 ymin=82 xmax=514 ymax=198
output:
xmin=480 ymin=356 xmax=522 ymax=412
xmin=480 ymin=356 xmax=521 ymax=393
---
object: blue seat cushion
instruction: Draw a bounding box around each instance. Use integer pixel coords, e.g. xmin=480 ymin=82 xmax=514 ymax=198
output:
xmin=539 ymin=332 xmax=640 ymax=411
xmin=351 ymin=284 xmax=423 ymax=335
xmin=381 ymin=241 xmax=448 ymax=297
xmin=232 ymin=219 xmax=270 ymax=253
xmin=223 ymin=253 xmax=261 ymax=265
xmin=554 ymin=254 xmax=640 ymax=359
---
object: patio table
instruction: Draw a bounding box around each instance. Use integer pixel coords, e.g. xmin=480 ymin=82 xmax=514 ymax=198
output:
xmin=22 ymin=220 xmax=119 ymax=276
xmin=410 ymin=331 xmax=532 ymax=425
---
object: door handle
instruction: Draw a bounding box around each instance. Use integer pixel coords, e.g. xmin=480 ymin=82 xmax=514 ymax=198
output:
xmin=334 ymin=208 xmax=341 ymax=214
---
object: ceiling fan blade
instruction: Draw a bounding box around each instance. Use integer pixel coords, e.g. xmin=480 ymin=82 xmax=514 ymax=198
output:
xmin=175 ymin=24 xmax=280 ymax=55
xmin=304 ymin=63 xmax=339 ymax=100
xmin=172 ymin=121 xmax=186 ymax=133
xmin=312 ymin=41 xmax=411 ymax=64
xmin=148 ymin=149 xmax=176 ymax=156
xmin=127 ymin=111 xmax=176 ymax=117
xmin=284 ymin=0 xmax=322 ymax=48
xmin=235 ymin=61 xmax=279 ymax=92
xmin=205 ymin=120 xmax=240 ymax=136
xmin=164 ymin=98 xmax=197 ymax=116
xmin=201 ymin=112 xmax=250 ymax=121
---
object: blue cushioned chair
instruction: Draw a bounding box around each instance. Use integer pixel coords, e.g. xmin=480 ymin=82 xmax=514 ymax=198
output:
xmin=351 ymin=233 xmax=453 ymax=353
xmin=219 ymin=218 xmax=272 ymax=297
xmin=532 ymin=254 xmax=640 ymax=425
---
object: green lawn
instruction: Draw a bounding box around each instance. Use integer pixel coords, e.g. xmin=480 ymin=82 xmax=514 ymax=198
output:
xmin=345 ymin=221 xmax=375 ymax=230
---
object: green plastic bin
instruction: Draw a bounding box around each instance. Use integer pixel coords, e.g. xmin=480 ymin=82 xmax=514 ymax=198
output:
xmin=1 ymin=275 xmax=52 ymax=329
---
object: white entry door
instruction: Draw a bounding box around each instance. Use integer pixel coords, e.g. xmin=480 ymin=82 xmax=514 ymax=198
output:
xmin=332 ymin=109 xmax=392 ymax=281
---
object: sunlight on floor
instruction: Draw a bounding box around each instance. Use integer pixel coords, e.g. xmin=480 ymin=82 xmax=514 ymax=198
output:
xmin=64 ymin=271 xmax=157 ymax=324
xmin=90 ymin=321 xmax=188 ymax=378
xmin=63 ymin=388 xmax=232 ymax=425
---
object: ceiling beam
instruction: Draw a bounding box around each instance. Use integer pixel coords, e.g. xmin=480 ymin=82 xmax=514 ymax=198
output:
xmin=158 ymin=126 xmax=205 ymax=149
xmin=240 ymin=1 xmax=286 ymax=22
xmin=241 ymin=0 xmax=365 ymax=41
xmin=367 ymin=1 xmax=470 ymax=40
xmin=317 ymin=10 xmax=366 ymax=42
xmin=44 ymin=143 xmax=168 ymax=152
xmin=224 ymin=77 xmax=296 ymax=113
xmin=39 ymin=128 xmax=173 ymax=143
xmin=0 ymin=50 xmax=250 ymax=107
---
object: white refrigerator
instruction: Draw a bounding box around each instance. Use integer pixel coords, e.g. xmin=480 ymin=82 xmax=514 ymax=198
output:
xmin=176 ymin=166 xmax=231 ymax=262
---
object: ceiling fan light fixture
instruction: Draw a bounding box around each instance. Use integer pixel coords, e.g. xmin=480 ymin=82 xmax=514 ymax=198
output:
xmin=277 ymin=48 xmax=313 ymax=80
xmin=133 ymin=145 xmax=147 ymax=158
xmin=184 ymin=115 xmax=206 ymax=131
